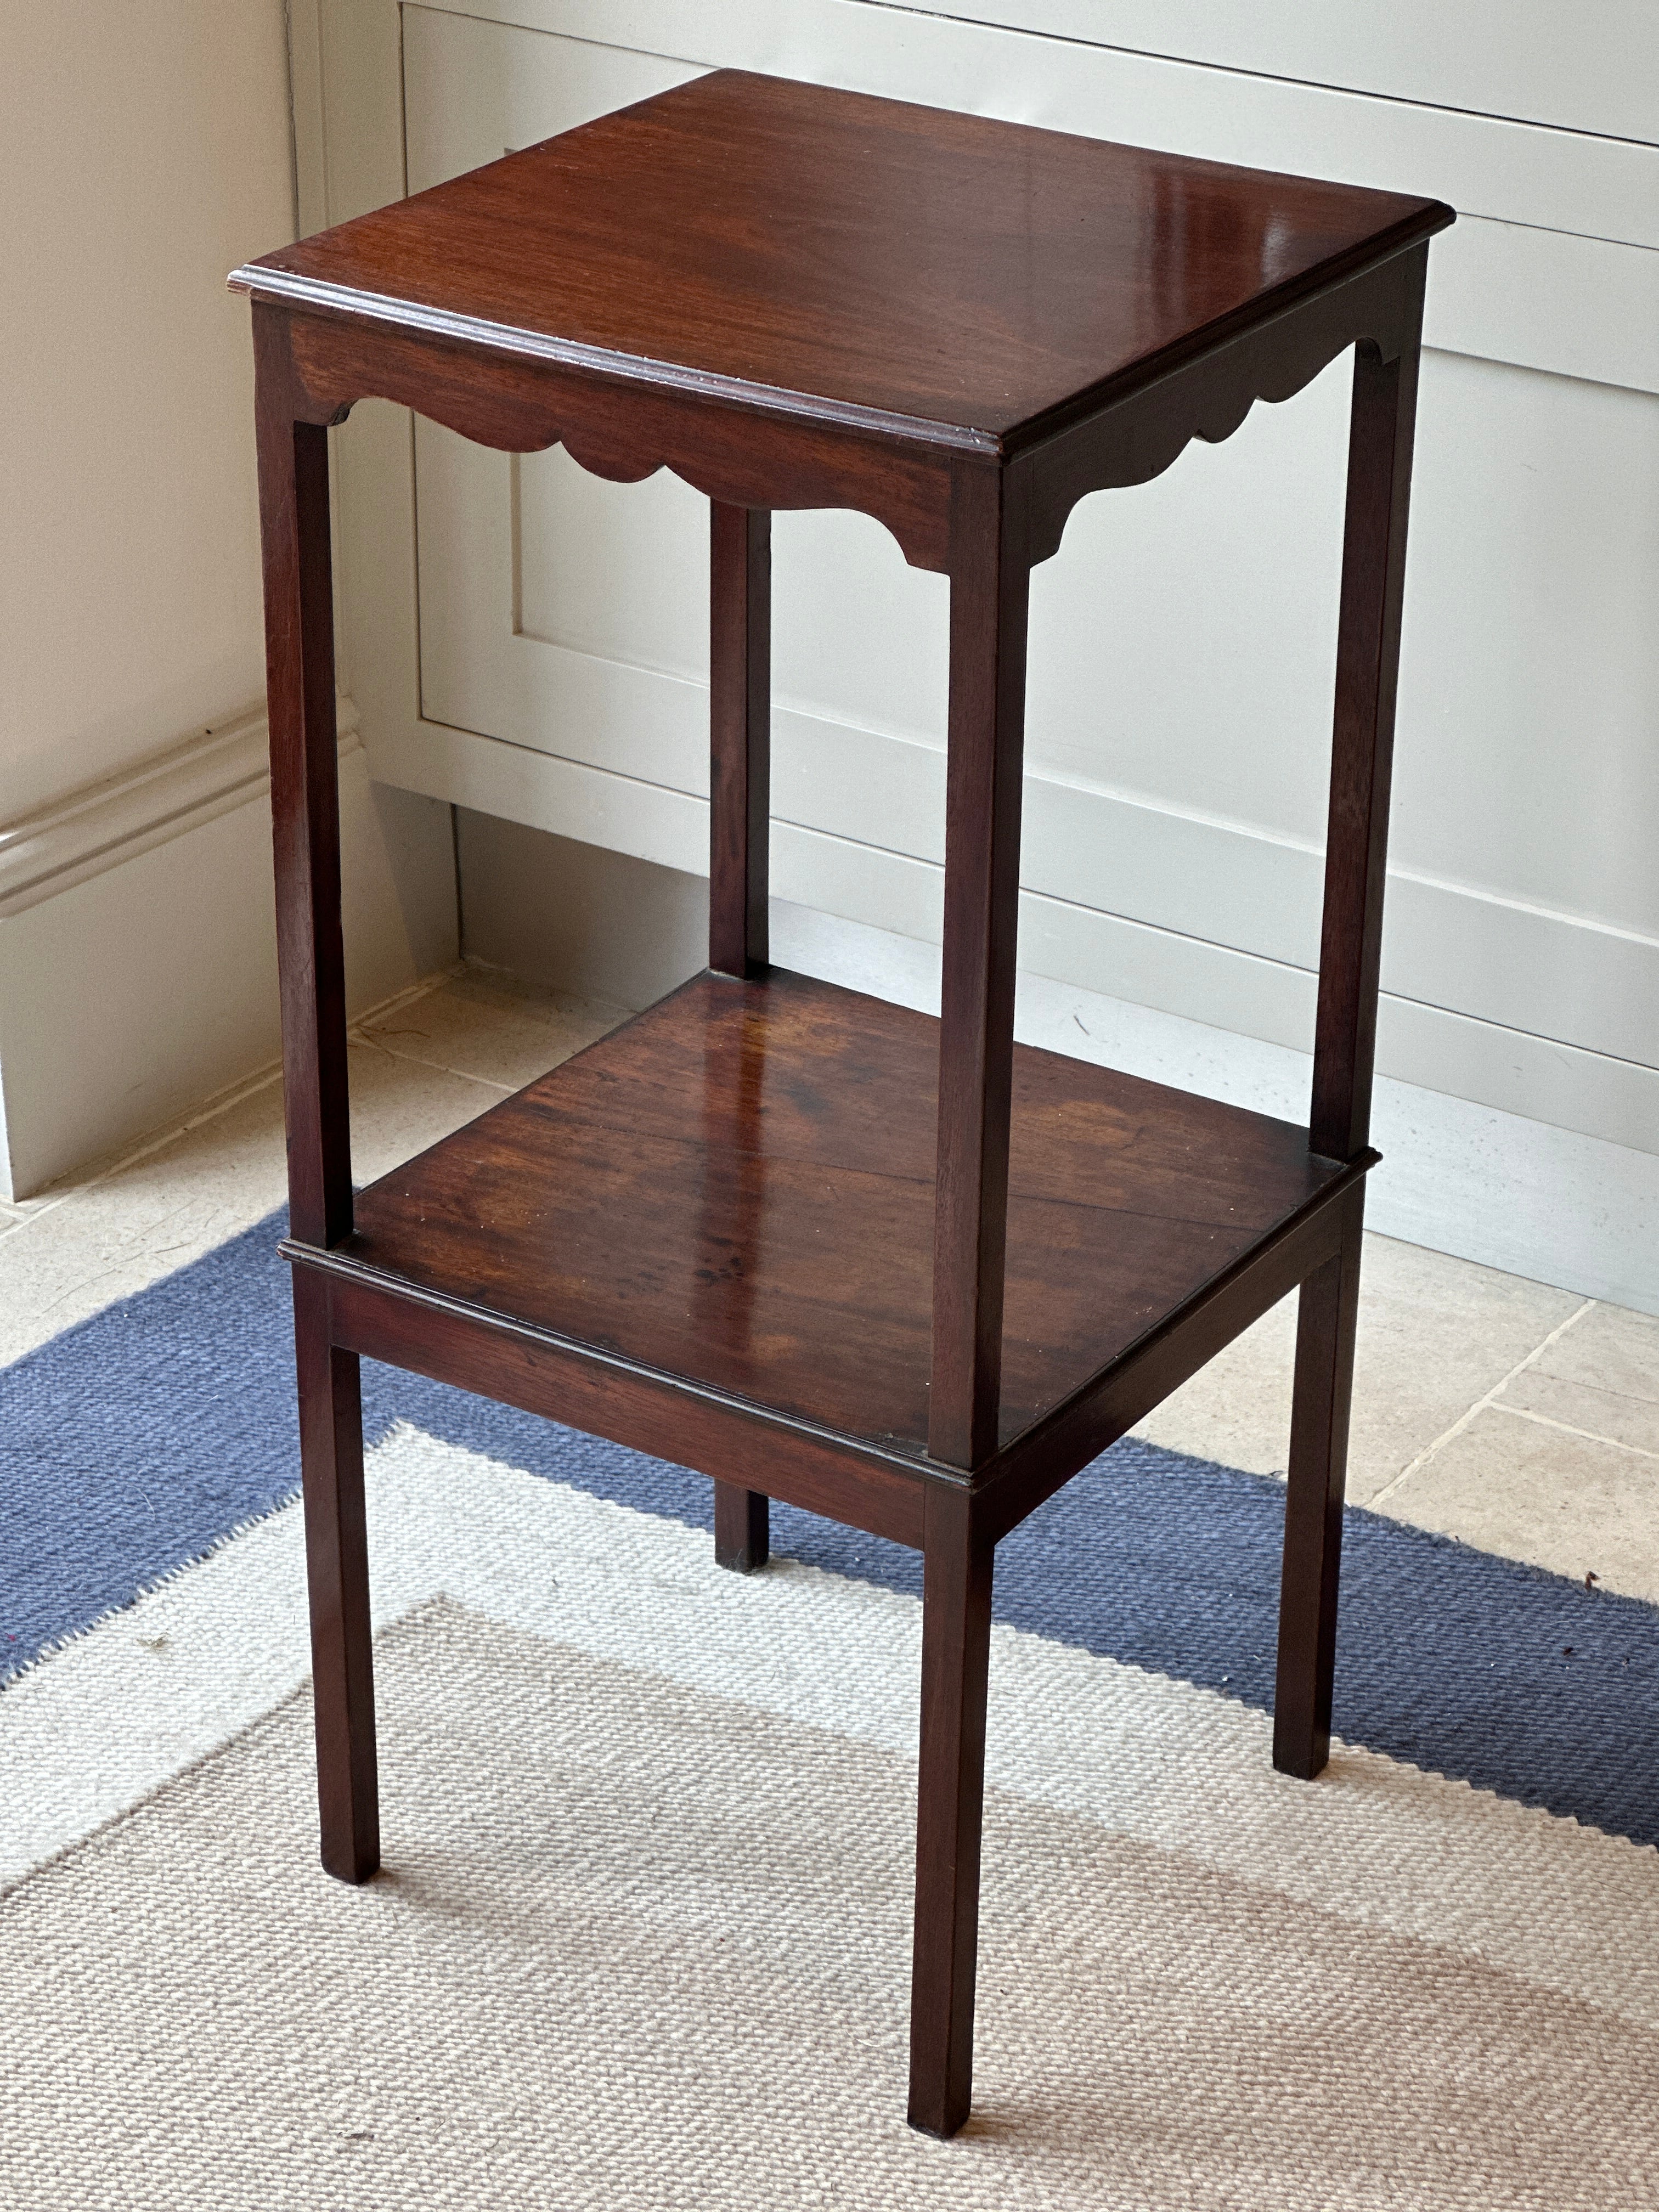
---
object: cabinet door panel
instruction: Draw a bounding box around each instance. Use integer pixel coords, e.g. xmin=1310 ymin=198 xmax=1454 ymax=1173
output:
xmin=405 ymin=7 xmax=956 ymax=883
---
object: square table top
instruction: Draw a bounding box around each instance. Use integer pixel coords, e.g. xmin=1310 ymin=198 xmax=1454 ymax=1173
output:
xmin=234 ymin=69 xmax=1451 ymax=452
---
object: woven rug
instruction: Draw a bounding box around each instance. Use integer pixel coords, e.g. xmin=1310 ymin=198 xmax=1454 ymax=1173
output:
xmin=4 ymin=1217 xmax=1659 ymax=2206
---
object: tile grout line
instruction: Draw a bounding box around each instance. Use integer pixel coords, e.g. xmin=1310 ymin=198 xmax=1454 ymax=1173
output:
xmin=343 ymin=961 xmax=465 ymax=1036
xmin=348 ymin=1033 xmax=518 ymax=1096
xmin=0 ymin=968 xmax=467 ymax=1244
xmin=0 ymin=1063 xmax=288 ymax=1244
xmin=0 ymin=978 xmax=605 ymax=1373
xmin=1489 ymin=1400 xmax=1659 ymax=1464
xmin=1364 ymin=1296 xmax=1599 ymax=1509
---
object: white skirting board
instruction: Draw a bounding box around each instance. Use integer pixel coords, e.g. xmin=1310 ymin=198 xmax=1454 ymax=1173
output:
xmin=0 ymin=704 xmax=457 ymax=1201
xmin=457 ymin=811 xmax=1659 ymax=1318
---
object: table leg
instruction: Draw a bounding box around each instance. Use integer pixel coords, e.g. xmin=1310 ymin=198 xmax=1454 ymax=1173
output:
xmin=909 ymin=1485 xmax=994 ymax=2138
xmin=713 ymin=1483 xmax=770 ymax=1573
xmin=1279 ymin=272 xmax=1426 ymax=1779
xmin=1275 ymin=1186 xmax=1365 ymax=1778
xmin=294 ymin=1272 xmax=379 ymax=1882
xmin=1307 ymin=319 xmax=1425 ymax=1169
xmin=929 ymin=466 xmax=1030 ymax=1472
xmin=253 ymin=308 xmax=352 ymax=1252
xmin=709 ymin=499 xmax=771 ymax=981
xmin=255 ymin=311 xmax=374 ymax=1874
xmin=709 ymin=499 xmax=773 ymax=1570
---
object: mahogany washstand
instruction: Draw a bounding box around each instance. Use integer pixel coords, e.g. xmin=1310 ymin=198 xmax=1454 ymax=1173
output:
xmin=233 ymin=71 xmax=1452 ymax=2139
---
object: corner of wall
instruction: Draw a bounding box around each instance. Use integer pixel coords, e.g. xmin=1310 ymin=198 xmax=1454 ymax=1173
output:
xmin=0 ymin=705 xmax=458 ymax=1202
xmin=454 ymin=807 xmax=705 ymax=1008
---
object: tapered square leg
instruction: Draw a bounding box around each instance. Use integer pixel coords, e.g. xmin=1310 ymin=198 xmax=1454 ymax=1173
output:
xmin=1273 ymin=1193 xmax=1364 ymax=1779
xmin=707 ymin=503 xmax=774 ymax=1577
xmin=909 ymin=1487 xmax=994 ymax=2138
xmin=294 ymin=1273 xmax=379 ymax=1882
xmin=253 ymin=315 xmax=353 ymax=1254
xmin=709 ymin=501 xmax=771 ymax=980
xmin=928 ymin=468 xmax=1030 ymax=1473
xmin=714 ymin=1481 xmax=770 ymax=1573
xmin=1278 ymin=303 xmax=1424 ymax=1781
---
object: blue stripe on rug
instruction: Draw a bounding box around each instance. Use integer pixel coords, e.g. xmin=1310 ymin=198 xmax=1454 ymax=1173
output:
xmin=4 ymin=1210 xmax=1657 ymax=1847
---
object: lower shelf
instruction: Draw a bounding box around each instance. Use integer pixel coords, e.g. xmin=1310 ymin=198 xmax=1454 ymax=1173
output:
xmin=329 ymin=966 xmax=1348 ymax=1460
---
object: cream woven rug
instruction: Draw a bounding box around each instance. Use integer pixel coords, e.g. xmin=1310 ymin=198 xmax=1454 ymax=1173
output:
xmin=6 ymin=1431 xmax=1659 ymax=2208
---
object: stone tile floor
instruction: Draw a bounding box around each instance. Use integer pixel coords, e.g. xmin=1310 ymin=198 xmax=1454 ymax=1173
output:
xmin=4 ymin=962 xmax=1655 ymax=1600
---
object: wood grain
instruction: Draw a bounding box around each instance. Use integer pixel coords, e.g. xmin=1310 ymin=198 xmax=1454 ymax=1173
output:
xmin=929 ymin=466 xmax=1030 ymax=1469
xmin=317 ymin=1253 xmax=930 ymax=1548
xmin=232 ymin=75 xmax=1449 ymax=572
xmin=909 ymin=1483 xmax=994 ymax=2138
xmin=708 ymin=501 xmax=770 ymax=979
xmin=253 ymin=307 xmax=352 ymax=1249
xmin=340 ymin=968 xmax=1348 ymax=1459
xmin=1279 ymin=269 xmax=1427 ymax=1780
xmin=706 ymin=515 xmax=775 ymax=1567
xmin=236 ymin=70 xmax=1448 ymax=448
xmin=292 ymin=1272 xmax=378 ymax=1882
xmin=273 ymin=305 xmax=959 ymax=572
xmin=1310 ymin=306 xmax=1427 ymax=1163
xmin=1276 ymin=1188 xmax=1367 ymax=1780
xmin=975 ymin=1171 xmax=1361 ymax=1543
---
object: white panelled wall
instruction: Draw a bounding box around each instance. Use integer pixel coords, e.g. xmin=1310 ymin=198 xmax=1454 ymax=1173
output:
xmin=0 ymin=1 xmax=457 ymax=1201
xmin=300 ymin=4 xmax=1655 ymax=1301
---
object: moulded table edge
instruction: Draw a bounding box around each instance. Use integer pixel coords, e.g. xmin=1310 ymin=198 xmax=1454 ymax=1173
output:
xmin=279 ymin=1141 xmax=1374 ymax=1515
xmin=1002 ymin=212 xmax=1454 ymax=461
xmin=279 ymin=1233 xmax=946 ymax=1485
xmin=225 ymin=265 xmax=1003 ymax=456
xmin=973 ymin=1152 xmax=1377 ymax=1537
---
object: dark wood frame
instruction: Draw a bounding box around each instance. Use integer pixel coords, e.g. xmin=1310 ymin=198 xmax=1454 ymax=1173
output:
xmin=247 ymin=202 xmax=1432 ymax=2136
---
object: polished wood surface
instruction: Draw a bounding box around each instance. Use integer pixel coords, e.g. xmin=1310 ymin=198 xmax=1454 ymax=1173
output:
xmin=238 ymin=69 xmax=1446 ymax=448
xmin=930 ymin=467 xmax=1031 ymax=1469
xmin=708 ymin=501 xmax=771 ymax=982
xmin=975 ymin=1164 xmax=1361 ymax=1543
xmin=233 ymin=79 xmax=1448 ymax=579
xmin=708 ymin=496 xmax=773 ymax=1568
xmin=253 ymin=317 xmax=351 ymax=1251
xmin=292 ymin=1271 xmax=378 ymax=1883
xmin=341 ymin=967 xmax=1346 ymax=1458
xmin=295 ymin=1124 xmax=1362 ymax=1548
xmin=910 ymin=1483 xmax=995 ymax=2137
xmin=713 ymin=1483 xmax=770 ymax=1576
xmin=1310 ymin=332 xmax=1425 ymax=1164
xmin=319 ymin=1256 xmax=931 ymax=1546
xmin=241 ymin=66 xmax=1445 ymax=2138
xmin=1275 ymin=294 xmax=1427 ymax=1782
xmin=1276 ymin=1187 xmax=1367 ymax=1780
